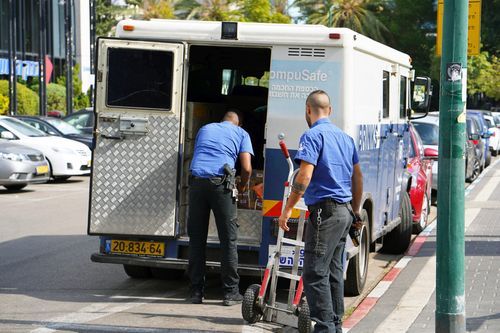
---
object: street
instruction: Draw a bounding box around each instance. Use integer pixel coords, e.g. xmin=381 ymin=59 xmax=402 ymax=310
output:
xmin=0 ymin=175 xmax=428 ymax=332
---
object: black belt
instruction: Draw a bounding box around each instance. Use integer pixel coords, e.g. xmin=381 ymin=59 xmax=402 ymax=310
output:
xmin=308 ymin=198 xmax=349 ymax=211
xmin=190 ymin=175 xmax=224 ymax=182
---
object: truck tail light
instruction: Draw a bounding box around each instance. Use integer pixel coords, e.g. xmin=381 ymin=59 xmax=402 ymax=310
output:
xmin=329 ymin=33 xmax=341 ymax=39
xmin=123 ymin=25 xmax=135 ymax=32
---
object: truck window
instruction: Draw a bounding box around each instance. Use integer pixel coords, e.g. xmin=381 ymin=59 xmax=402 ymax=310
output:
xmin=383 ymin=71 xmax=389 ymax=118
xmin=400 ymin=75 xmax=407 ymax=118
xmin=106 ymin=48 xmax=174 ymax=110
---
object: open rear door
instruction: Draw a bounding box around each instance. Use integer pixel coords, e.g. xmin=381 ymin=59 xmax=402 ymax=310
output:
xmin=88 ymin=38 xmax=185 ymax=237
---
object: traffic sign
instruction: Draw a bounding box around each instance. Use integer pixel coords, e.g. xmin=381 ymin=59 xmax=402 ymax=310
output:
xmin=436 ymin=0 xmax=481 ymax=56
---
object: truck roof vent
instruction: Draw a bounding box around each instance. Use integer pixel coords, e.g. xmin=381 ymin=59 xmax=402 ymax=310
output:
xmin=288 ymin=47 xmax=326 ymax=58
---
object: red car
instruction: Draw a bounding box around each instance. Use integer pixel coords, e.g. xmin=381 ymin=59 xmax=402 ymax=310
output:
xmin=408 ymin=125 xmax=436 ymax=233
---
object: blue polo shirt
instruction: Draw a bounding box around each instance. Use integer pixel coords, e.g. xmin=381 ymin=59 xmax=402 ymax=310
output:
xmin=190 ymin=121 xmax=254 ymax=178
xmin=294 ymin=118 xmax=359 ymax=205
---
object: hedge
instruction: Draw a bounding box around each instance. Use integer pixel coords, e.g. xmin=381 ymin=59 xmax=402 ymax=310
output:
xmin=0 ymin=80 xmax=39 ymax=115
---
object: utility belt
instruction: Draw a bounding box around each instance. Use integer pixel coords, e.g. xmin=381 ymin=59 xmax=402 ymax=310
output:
xmin=308 ymin=198 xmax=350 ymax=212
xmin=190 ymin=163 xmax=237 ymax=201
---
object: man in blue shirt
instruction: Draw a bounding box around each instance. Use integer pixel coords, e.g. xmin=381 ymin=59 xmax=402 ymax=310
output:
xmin=188 ymin=111 xmax=253 ymax=306
xmin=278 ymin=91 xmax=363 ymax=332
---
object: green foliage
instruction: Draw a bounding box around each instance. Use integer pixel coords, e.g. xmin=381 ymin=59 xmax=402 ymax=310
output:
xmin=241 ymin=0 xmax=291 ymax=23
xmin=481 ymin=0 xmax=500 ymax=56
xmin=96 ymin=0 xmax=123 ymax=36
xmin=295 ymin=0 xmax=389 ymax=43
xmin=47 ymin=84 xmax=67 ymax=113
xmin=467 ymin=52 xmax=500 ymax=101
xmin=142 ymin=0 xmax=176 ymax=19
xmin=186 ymin=0 xmax=242 ymax=21
xmin=56 ymin=64 xmax=90 ymax=111
xmin=0 ymin=95 xmax=8 ymax=115
xmin=0 ymin=80 xmax=39 ymax=115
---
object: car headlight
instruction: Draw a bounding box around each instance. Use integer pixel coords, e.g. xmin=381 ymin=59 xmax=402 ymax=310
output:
xmin=51 ymin=146 xmax=75 ymax=154
xmin=0 ymin=152 xmax=27 ymax=162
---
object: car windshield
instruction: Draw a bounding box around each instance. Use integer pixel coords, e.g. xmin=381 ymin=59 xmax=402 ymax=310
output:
xmin=1 ymin=118 xmax=47 ymax=137
xmin=413 ymin=122 xmax=439 ymax=146
xmin=45 ymin=118 xmax=82 ymax=135
xmin=485 ymin=118 xmax=493 ymax=128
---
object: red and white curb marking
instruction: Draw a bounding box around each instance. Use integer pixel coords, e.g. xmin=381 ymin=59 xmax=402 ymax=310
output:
xmin=343 ymin=221 xmax=436 ymax=332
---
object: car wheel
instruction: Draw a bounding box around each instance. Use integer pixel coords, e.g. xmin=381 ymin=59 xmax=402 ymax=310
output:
xmin=345 ymin=209 xmax=370 ymax=296
xmin=4 ymin=184 xmax=27 ymax=191
xmin=485 ymin=150 xmax=491 ymax=168
xmin=466 ymin=158 xmax=480 ymax=183
xmin=413 ymin=192 xmax=429 ymax=234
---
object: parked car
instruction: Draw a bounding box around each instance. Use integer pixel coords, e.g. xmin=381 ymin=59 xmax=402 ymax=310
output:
xmin=0 ymin=116 xmax=92 ymax=181
xmin=14 ymin=116 xmax=93 ymax=150
xmin=407 ymin=125 xmax=434 ymax=233
xmin=468 ymin=110 xmax=492 ymax=168
xmin=465 ymin=115 xmax=483 ymax=182
xmin=63 ymin=108 xmax=94 ymax=135
xmin=412 ymin=114 xmax=439 ymax=197
xmin=483 ymin=115 xmax=500 ymax=156
xmin=0 ymin=140 xmax=50 ymax=191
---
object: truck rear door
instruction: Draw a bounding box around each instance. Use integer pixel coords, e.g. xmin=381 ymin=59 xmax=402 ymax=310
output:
xmin=88 ymin=38 xmax=185 ymax=237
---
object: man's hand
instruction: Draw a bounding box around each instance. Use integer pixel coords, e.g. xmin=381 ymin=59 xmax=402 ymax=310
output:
xmin=278 ymin=208 xmax=292 ymax=231
xmin=237 ymin=182 xmax=248 ymax=193
xmin=353 ymin=212 xmax=363 ymax=230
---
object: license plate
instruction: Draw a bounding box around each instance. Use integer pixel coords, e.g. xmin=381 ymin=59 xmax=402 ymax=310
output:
xmin=110 ymin=240 xmax=165 ymax=257
xmin=36 ymin=165 xmax=49 ymax=174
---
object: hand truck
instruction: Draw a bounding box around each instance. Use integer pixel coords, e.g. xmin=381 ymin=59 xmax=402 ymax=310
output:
xmin=242 ymin=135 xmax=312 ymax=333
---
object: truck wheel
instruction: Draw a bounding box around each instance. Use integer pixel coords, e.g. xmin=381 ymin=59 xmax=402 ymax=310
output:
xmin=242 ymin=284 xmax=262 ymax=323
xmin=298 ymin=298 xmax=312 ymax=333
xmin=123 ymin=264 xmax=152 ymax=278
xmin=413 ymin=192 xmax=429 ymax=234
xmin=382 ymin=191 xmax=412 ymax=254
xmin=345 ymin=209 xmax=370 ymax=296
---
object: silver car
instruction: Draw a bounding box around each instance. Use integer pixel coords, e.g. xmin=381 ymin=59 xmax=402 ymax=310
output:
xmin=0 ymin=140 xmax=50 ymax=191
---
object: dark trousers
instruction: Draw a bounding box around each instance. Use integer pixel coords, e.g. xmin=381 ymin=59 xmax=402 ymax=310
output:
xmin=187 ymin=177 xmax=239 ymax=295
xmin=303 ymin=202 xmax=351 ymax=333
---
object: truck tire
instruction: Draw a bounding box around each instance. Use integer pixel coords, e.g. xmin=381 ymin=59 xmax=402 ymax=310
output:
xmin=242 ymin=284 xmax=262 ymax=323
xmin=298 ymin=298 xmax=312 ymax=333
xmin=345 ymin=209 xmax=370 ymax=296
xmin=123 ymin=264 xmax=152 ymax=278
xmin=382 ymin=191 xmax=412 ymax=254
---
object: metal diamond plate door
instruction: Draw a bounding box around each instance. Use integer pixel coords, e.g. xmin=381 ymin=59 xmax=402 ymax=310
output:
xmin=89 ymin=114 xmax=180 ymax=236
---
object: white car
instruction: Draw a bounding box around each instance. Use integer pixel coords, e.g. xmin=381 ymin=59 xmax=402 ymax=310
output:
xmin=0 ymin=116 xmax=91 ymax=180
xmin=484 ymin=115 xmax=500 ymax=156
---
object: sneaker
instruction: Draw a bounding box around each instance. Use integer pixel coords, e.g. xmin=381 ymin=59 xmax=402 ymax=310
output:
xmin=223 ymin=292 xmax=243 ymax=306
xmin=190 ymin=290 xmax=203 ymax=304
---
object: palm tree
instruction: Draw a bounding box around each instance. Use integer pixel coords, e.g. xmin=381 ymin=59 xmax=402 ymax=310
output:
xmin=185 ymin=0 xmax=242 ymax=21
xmin=296 ymin=0 xmax=390 ymax=43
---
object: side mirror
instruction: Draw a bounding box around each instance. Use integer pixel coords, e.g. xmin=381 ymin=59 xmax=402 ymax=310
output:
xmin=424 ymin=147 xmax=438 ymax=159
xmin=469 ymin=133 xmax=480 ymax=141
xmin=410 ymin=76 xmax=432 ymax=118
xmin=482 ymin=132 xmax=491 ymax=139
xmin=0 ymin=131 xmax=15 ymax=140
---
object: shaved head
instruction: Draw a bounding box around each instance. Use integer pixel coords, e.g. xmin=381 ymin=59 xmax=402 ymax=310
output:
xmin=222 ymin=111 xmax=240 ymax=126
xmin=306 ymin=90 xmax=331 ymax=114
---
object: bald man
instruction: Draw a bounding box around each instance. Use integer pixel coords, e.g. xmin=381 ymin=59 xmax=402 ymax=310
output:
xmin=278 ymin=90 xmax=363 ymax=332
xmin=188 ymin=111 xmax=253 ymax=306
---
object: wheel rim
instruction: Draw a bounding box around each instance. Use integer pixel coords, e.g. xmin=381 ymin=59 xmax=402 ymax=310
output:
xmin=419 ymin=193 xmax=429 ymax=229
xmin=472 ymin=159 xmax=480 ymax=179
xmin=358 ymin=225 xmax=367 ymax=278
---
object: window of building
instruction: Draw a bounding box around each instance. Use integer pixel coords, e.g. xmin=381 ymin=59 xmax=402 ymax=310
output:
xmin=400 ymin=75 xmax=408 ymax=118
xmin=383 ymin=71 xmax=389 ymax=118
xmin=106 ymin=48 xmax=174 ymax=110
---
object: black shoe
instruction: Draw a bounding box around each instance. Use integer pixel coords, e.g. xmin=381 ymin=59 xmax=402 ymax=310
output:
xmin=223 ymin=292 xmax=243 ymax=306
xmin=190 ymin=290 xmax=203 ymax=304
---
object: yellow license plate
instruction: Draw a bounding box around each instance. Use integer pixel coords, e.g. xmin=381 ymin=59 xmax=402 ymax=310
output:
xmin=110 ymin=240 xmax=165 ymax=257
xmin=36 ymin=165 xmax=49 ymax=174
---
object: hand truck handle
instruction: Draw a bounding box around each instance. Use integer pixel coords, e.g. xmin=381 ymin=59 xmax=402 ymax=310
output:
xmin=279 ymin=140 xmax=290 ymax=159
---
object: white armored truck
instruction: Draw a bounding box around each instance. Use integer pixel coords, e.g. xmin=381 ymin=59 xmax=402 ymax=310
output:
xmin=88 ymin=19 xmax=431 ymax=296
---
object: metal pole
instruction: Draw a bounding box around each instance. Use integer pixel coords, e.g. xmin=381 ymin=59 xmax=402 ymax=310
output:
xmin=8 ymin=0 xmax=18 ymax=115
xmin=435 ymin=0 xmax=468 ymax=332
xmin=39 ymin=0 xmax=47 ymax=116
xmin=89 ymin=0 xmax=96 ymax=106
xmin=64 ymin=0 xmax=74 ymax=115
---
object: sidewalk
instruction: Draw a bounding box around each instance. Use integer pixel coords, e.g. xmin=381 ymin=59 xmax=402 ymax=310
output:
xmin=345 ymin=157 xmax=500 ymax=333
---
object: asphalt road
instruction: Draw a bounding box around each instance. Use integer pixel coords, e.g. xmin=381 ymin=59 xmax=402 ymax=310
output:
xmin=0 ymin=177 xmax=434 ymax=332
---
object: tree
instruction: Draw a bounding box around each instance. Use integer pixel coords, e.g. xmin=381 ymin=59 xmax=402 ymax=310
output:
xmin=0 ymin=80 xmax=39 ymax=115
xmin=295 ymin=0 xmax=389 ymax=43
xmin=242 ymin=0 xmax=291 ymax=23
xmin=56 ymin=64 xmax=90 ymax=111
xmin=186 ymin=0 xmax=242 ymax=21
xmin=467 ymin=51 xmax=500 ymax=103
xmin=481 ymin=0 xmax=500 ymax=56
xmin=96 ymin=0 xmax=123 ymax=36
xmin=142 ymin=0 xmax=177 ymax=19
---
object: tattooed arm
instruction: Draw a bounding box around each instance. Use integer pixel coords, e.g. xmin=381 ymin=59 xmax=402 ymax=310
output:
xmin=278 ymin=161 xmax=315 ymax=231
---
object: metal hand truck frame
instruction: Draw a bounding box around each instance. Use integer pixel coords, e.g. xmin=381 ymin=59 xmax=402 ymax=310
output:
xmin=242 ymin=135 xmax=312 ymax=333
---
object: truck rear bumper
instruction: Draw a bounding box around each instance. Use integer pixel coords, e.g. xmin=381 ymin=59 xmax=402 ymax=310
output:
xmin=90 ymin=253 xmax=265 ymax=277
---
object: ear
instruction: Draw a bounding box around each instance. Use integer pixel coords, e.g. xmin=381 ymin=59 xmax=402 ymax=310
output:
xmin=328 ymin=106 xmax=332 ymax=116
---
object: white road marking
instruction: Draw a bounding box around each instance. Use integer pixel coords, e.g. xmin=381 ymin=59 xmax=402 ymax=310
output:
xmin=394 ymin=256 xmax=412 ymax=269
xmin=368 ymin=281 xmax=392 ymax=298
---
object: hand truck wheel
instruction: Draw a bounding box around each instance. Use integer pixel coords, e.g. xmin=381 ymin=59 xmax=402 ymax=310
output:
xmin=298 ymin=298 xmax=312 ymax=333
xmin=242 ymin=284 xmax=263 ymax=323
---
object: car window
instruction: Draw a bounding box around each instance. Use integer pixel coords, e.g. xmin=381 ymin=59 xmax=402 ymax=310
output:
xmin=46 ymin=118 xmax=82 ymax=135
xmin=65 ymin=113 xmax=89 ymax=130
xmin=23 ymin=119 xmax=51 ymax=134
xmin=413 ymin=122 xmax=439 ymax=146
xmin=0 ymin=118 xmax=47 ymax=137
xmin=0 ymin=124 xmax=18 ymax=139
xmin=485 ymin=118 xmax=493 ymax=128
